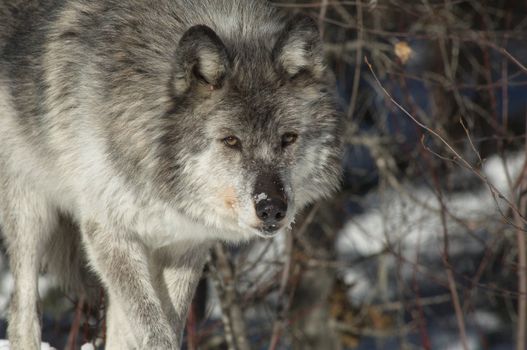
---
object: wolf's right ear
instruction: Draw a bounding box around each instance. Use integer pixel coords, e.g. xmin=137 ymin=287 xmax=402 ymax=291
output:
xmin=172 ymin=25 xmax=230 ymax=96
xmin=272 ymin=14 xmax=325 ymax=80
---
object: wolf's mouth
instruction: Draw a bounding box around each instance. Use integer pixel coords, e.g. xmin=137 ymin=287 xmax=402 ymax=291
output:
xmin=263 ymin=223 xmax=280 ymax=233
xmin=255 ymin=229 xmax=281 ymax=239
xmin=249 ymin=223 xmax=283 ymax=239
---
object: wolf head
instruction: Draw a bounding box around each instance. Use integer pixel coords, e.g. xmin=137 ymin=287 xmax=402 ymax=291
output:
xmin=150 ymin=14 xmax=342 ymax=239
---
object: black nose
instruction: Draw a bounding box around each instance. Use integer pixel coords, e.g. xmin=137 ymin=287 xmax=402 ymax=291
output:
xmin=255 ymin=198 xmax=287 ymax=228
xmin=253 ymin=172 xmax=288 ymax=231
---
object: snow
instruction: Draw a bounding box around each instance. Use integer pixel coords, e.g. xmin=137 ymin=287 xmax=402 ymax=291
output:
xmin=341 ymin=268 xmax=374 ymax=302
xmin=483 ymin=152 xmax=525 ymax=194
xmin=0 ymin=340 xmax=55 ymax=350
xmin=337 ymin=151 xmax=523 ymax=261
xmin=472 ymin=310 xmax=502 ymax=332
xmin=0 ymin=340 xmax=93 ymax=350
xmin=254 ymin=192 xmax=268 ymax=203
xmin=337 ymin=184 xmax=498 ymax=258
xmin=0 ymin=254 xmax=13 ymax=318
xmin=0 ymin=275 xmax=13 ymax=319
xmin=435 ymin=332 xmax=479 ymax=350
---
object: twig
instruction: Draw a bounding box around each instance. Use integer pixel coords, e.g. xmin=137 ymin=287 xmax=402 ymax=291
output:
xmin=66 ymin=296 xmax=85 ymax=350
xmin=433 ymin=172 xmax=469 ymax=350
xmin=514 ymin=186 xmax=527 ymax=350
xmin=186 ymin=301 xmax=198 ymax=350
xmin=459 ymin=118 xmax=483 ymax=165
xmin=346 ymin=0 xmax=363 ymax=120
xmin=332 ymin=320 xmax=417 ymax=338
xmin=513 ymin=129 xmax=527 ymax=350
xmin=444 ymin=267 xmax=469 ymax=350
xmin=478 ymin=38 xmax=527 ymax=75
xmin=364 ymin=55 xmax=527 ymax=228
xmin=267 ymin=230 xmax=294 ymax=350
xmin=209 ymin=245 xmax=250 ymax=350
xmin=318 ymin=0 xmax=329 ymax=37
xmin=268 ymin=204 xmax=320 ymax=349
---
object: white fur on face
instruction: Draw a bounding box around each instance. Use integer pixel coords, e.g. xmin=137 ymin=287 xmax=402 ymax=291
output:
xmin=183 ymin=143 xmax=298 ymax=239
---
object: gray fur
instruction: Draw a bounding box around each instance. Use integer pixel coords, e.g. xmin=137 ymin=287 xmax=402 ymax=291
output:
xmin=0 ymin=0 xmax=342 ymax=348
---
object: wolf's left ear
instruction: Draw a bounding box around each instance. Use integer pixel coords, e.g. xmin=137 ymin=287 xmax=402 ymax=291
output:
xmin=272 ymin=14 xmax=325 ymax=80
xmin=172 ymin=25 xmax=230 ymax=96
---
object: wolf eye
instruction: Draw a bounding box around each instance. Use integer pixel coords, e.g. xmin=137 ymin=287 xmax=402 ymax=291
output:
xmin=223 ymin=136 xmax=241 ymax=149
xmin=281 ymin=133 xmax=298 ymax=148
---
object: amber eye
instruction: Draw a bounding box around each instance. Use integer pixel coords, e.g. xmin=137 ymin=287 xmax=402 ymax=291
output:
xmin=223 ymin=136 xmax=241 ymax=148
xmin=281 ymin=133 xmax=298 ymax=148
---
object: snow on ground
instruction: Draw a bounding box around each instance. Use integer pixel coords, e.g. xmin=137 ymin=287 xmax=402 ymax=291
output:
xmin=0 ymin=255 xmax=12 ymax=319
xmin=0 ymin=340 xmax=94 ymax=350
xmin=337 ymin=152 xmax=524 ymax=302
xmin=0 ymin=340 xmax=55 ymax=350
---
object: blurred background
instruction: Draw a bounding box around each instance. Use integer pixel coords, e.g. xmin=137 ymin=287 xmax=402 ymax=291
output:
xmin=1 ymin=0 xmax=527 ymax=349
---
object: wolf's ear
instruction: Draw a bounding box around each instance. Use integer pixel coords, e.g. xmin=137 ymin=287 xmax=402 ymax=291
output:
xmin=172 ymin=25 xmax=230 ymax=96
xmin=272 ymin=14 xmax=325 ymax=80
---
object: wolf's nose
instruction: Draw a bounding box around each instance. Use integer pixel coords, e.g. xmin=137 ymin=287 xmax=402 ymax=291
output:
xmin=255 ymin=198 xmax=287 ymax=226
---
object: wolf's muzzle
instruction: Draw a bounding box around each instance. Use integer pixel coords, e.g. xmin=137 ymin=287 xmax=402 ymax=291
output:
xmin=253 ymin=173 xmax=288 ymax=232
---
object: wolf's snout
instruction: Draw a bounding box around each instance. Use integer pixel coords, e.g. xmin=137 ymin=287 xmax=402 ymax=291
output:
xmin=253 ymin=173 xmax=288 ymax=232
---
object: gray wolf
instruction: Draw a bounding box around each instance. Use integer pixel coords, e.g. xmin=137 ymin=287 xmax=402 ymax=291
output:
xmin=0 ymin=0 xmax=342 ymax=348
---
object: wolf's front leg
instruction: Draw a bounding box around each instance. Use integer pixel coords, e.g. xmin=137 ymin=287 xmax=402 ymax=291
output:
xmin=0 ymin=182 xmax=56 ymax=350
xmin=81 ymin=220 xmax=178 ymax=350
xmin=153 ymin=245 xmax=210 ymax=344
